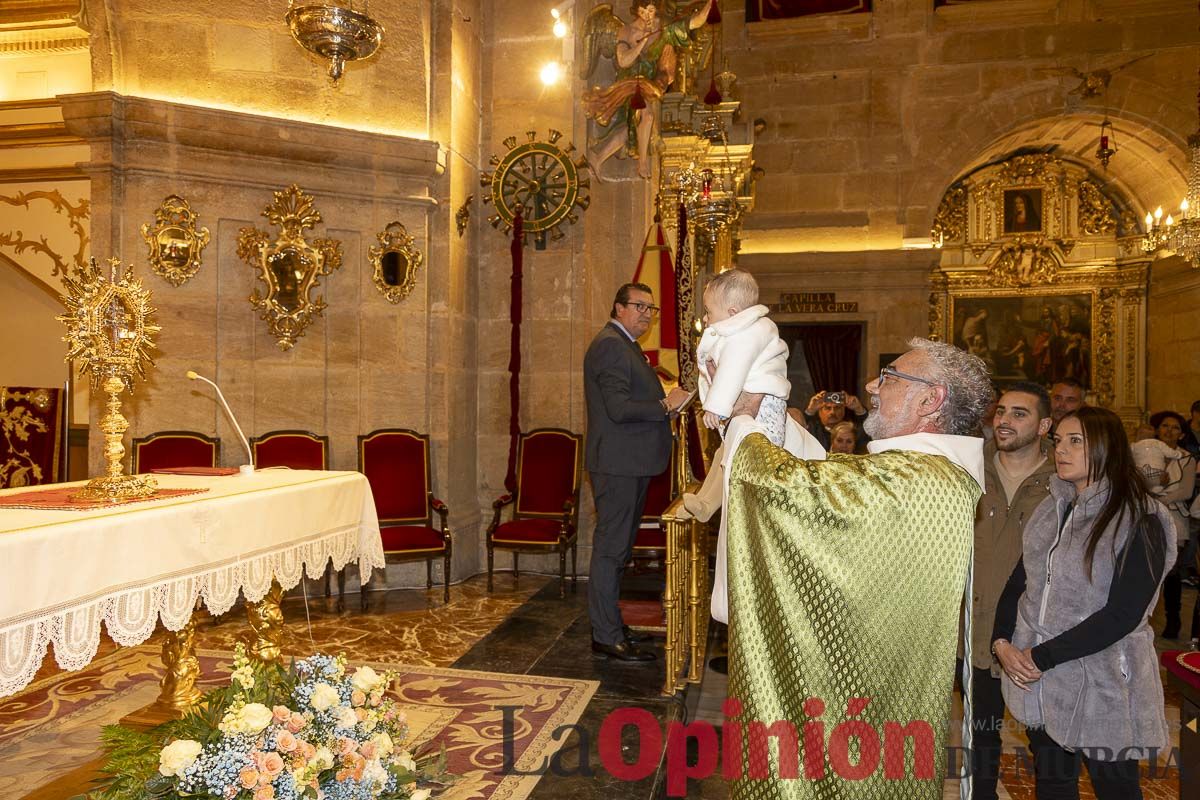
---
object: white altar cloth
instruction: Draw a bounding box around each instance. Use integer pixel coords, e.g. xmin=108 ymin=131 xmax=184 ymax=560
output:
xmin=0 ymin=469 xmax=385 ymax=698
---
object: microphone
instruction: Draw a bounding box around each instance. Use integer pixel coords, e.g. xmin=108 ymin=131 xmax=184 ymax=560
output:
xmin=186 ymin=370 xmax=254 ymax=475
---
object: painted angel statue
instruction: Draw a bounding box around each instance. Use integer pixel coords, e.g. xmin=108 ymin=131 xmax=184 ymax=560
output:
xmin=580 ymin=0 xmax=714 ymax=181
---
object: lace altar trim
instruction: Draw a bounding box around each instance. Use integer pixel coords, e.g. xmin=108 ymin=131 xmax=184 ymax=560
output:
xmin=0 ymin=524 xmax=384 ymax=698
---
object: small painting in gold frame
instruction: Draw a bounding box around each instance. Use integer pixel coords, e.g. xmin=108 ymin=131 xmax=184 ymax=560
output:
xmin=368 ymin=221 xmax=422 ymax=304
xmin=140 ymin=195 xmax=210 ymax=287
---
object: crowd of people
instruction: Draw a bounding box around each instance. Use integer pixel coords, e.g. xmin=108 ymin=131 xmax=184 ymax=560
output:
xmin=582 ymin=270 xmax=1198 ymax=798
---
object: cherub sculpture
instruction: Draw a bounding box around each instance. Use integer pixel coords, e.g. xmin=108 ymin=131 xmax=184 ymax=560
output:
xmin=1036 ymin=54 xmax=1151 ymax=99
xmin=580 ymin=1 xmax=714 ymax=181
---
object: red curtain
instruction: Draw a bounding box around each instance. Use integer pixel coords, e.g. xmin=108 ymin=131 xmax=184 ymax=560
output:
xmin=791 ymin=325 xmax=862 ymax=395
xmin=504 ymin=212 xmax=524 ymax=494
xmin=1 ymin=386 xmax=63 ymax=488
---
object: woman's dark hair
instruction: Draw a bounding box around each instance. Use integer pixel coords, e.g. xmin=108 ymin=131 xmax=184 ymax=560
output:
xmin=1149 ymin=410 xmax=1186 ymax=432
xmin=1065 ymin=406 xmax=1165 ymax=580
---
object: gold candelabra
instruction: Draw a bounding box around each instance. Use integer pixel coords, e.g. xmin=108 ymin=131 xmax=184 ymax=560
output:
xmin=58 ymin=258 xmax=161 ymax=502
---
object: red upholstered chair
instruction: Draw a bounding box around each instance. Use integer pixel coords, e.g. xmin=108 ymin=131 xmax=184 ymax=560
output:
xmin=358 ymin=429 xmax=451 ymax=606
xmin=486 ymin=428 xmax=583 ymax=598
xmin=131 ymin=431 xmax=220 ymax=473
xmin=251 ymin=430 xmax=330 ymax=471
xmin=631 ymin=462 xmax=674 ymax=567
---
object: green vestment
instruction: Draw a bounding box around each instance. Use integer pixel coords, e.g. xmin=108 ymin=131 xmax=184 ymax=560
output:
xmin=726 ymin=433 xmax=981 ymax=799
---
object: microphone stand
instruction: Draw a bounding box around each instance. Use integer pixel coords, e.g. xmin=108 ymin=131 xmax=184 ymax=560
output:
xmin=186 ymin=371 xmax=254 ymax=475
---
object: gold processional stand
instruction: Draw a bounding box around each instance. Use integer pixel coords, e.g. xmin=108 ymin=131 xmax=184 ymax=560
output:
xmin=57 ymin=258 xmax=288 ymax=726
xmin=661 ymin=408 xmax=714 ymax=697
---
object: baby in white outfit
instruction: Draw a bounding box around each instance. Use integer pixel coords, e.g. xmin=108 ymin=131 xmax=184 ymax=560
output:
xmin=683 ymin=269 xmax=790 ymax=521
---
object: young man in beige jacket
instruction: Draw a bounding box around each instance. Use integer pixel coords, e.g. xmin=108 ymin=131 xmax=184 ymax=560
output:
xmin=964 ymin=381 xmax=1056 ymax=799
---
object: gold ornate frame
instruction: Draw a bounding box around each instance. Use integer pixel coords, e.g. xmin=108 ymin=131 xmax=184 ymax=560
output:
xmin=140 ymin=194 xmax=210 ymax=287
xmin=929 ymin=264 xmax=1147 ymax=412
xmin=237 ymin=185 xmax=343 ymax=351
xmin=368 ymin=221 xmax=422 ymax=304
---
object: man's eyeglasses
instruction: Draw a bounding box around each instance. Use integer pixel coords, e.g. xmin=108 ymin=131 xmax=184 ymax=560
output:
xmin=878 ymin=365 xmax=939 ymax=387
xmin=623 ymin=301 xmax=660 ymax=316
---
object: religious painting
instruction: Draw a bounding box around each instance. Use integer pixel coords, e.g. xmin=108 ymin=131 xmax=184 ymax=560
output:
xmin=1003 ymin=188 xmax=1043 ymax=234
xmin=952 ymin=293 xmax=1092 ymax=390
xmin=746 ymin=1 xmax=871 ymax=22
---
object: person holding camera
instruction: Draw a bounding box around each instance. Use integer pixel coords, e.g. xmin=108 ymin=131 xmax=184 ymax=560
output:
xmin=791 ymin=389 xmax=869 ymax=452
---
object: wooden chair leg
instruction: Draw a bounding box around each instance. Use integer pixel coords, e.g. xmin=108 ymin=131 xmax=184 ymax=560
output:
xmin=558 ymin=548 xmax=567 ymax=599
xmin=324 ymin=562 xmax=332 ymax=597
xmin=571 ymin=542 xmax=578 ymax=591
xmin=426 ymin=559 xmax=433 ymax=590
xmin=513 ymin=552 xmax=519 ymax=581
xmin=487 ymin=544 xmax=494 ymax=592
xmin=443 ymin=550 xmax=450 ymax=604
xmin=337 ymin=567 xmax=346 ymax=612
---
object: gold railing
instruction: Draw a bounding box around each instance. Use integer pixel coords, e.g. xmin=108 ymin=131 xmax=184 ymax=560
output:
xmin=661 ymin=486 xmax=711 ymax=696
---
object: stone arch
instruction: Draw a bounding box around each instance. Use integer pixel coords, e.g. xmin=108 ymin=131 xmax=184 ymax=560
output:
xmin=905 ymin=64 xmax=1197 ymax=236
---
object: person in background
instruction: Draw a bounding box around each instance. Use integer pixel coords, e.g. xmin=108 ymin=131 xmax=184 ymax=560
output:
xmin=980 ymin=384 xmax=999 ymax=443
xmin=1048 ymin=378 xmax=1085 ymax=432
xmin=1150 ymin=410 xmax=1196 ymax=640
xmin=795 ymin=389 xmax=868 ymax=451
xmin=828 ymin=420 xmax=857 ymax=454
xmin=963 ymin=381 xmax=1055 ymax=800
xmin=993 ymin=407 xmax=1175 ymax=800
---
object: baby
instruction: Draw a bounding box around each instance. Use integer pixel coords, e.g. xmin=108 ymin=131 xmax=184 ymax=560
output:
xmin=682 ymin=269 xmax=790 ymax=520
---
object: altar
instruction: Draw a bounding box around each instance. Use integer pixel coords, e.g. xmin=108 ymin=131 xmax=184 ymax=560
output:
xmin=0 ymin=469 xmax=385 ymax=700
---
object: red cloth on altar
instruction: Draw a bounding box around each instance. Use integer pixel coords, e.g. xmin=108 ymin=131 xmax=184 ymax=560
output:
xmin=0 ymin=486 xmax=208 ymax=511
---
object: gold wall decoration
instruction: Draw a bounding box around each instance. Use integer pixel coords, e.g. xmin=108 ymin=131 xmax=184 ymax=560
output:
xmin=58 ymin=258 xmax=160 ymax=501
xmin=140 ymin=195 xmax=211 ymax=287
xmin=481 ymin=130 xmax=590 ymax=248
xmin=1077 ymin=179 xmax=1118 ymax=236
xmin=368 ymin=221 xmax=423 ymax=304
xmin=0 ymin=189 xmax=89 ymax=279
xmin=237 ymin=185 xmax=343 ymax=351
xmin=455 ymin=195 xmax=472 ymax=238
xmin=930 ymin=182 xmax=967 ymax=246
xmin=987 ymin=237 xmax=1060 ymax=287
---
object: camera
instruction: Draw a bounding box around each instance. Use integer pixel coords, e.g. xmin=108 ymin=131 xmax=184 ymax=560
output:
xmin=826 ymin=391 xmax=845 ymax=405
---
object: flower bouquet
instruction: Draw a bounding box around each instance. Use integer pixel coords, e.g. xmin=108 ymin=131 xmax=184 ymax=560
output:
xmin=83 ymin=644 xmax=449 ymax=800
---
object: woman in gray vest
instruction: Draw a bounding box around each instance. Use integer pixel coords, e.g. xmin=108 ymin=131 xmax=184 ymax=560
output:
xmin=991 ymin=407 xmax=1175 ymax=799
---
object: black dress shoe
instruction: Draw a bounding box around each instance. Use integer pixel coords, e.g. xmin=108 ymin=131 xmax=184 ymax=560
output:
xmin=623 ymin=625 xmax=651 ymax=644
xmin=592 ymin=639 xmax=657 ymax=662
xmin=708 ymin=655 xmax=728 ymax=675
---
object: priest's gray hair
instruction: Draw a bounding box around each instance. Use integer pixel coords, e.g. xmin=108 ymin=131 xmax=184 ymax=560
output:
xmin=705 ymin=268 xmax=759 ymax=312
xmin=907 ymin=336 xmax=993 ymax=436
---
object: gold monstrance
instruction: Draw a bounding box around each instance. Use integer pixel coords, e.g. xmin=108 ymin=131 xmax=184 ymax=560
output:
xmin=59 ymin=257 xmax=161 ymax=501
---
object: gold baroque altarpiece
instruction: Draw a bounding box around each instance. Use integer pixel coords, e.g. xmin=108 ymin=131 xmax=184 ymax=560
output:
xmin=929 ymin=154 xmax=1150 ymax=424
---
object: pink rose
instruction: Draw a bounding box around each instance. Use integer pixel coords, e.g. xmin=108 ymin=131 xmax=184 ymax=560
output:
xmin=260 ymin=752 xmax=285 ymax=778
xmin=239 ymin=766 xmax=260 ymax=790
xmin=275 ymin=731 xmax=297 ymax=753
xmin=351 ymin=689 xmax=366 ymax=707
xmin=359 ymin=741 xmax=377 ymax=760
xmin=337 ymin=737 xmax=358 ymax=757
xmin=287 ymin=713 xmax=306 ymax=733
xmin=272 ymin=705 xmax=291 ymax=725
xmin=368 ymin=691 xmax=383 ymax=707
xmin=355 ymin=708 xmax=368 ymax=722
xmin=298 ymin=741 xmax=317 ymax=760
xmin=254 ymin=786 xmax=275 ymax=800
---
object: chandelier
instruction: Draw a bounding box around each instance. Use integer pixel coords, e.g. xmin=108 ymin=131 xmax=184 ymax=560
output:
xmin=1142 ymin=68 xmax=1200 ymax=268
xmin=286 ymin=1 xmax=383 ymax=83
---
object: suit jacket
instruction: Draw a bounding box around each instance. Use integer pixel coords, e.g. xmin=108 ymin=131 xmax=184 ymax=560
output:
xmin=583 ymin=321 xmax=671 ymax=477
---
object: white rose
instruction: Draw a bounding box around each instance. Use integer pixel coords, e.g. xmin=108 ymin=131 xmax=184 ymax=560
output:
xmin=313 ymin=745 xmax=335 ymax=770
xmin=395 ymin=751 xmax=416 ymax=772
xmin=158 ymin=739 xmax=203 ymax=777
xmin=332 ymin=705 xmax=358 ymax=730
xmin=238 ymin=703 xmax=274 ymax=734
xmin=362 ymin=759 xmax=389 ymax=788
xmin=411 ymin=789 xmax=432 ymax=800
xmin=309 ymin=683 xmax=340 ymax=712
xmin=369 ymin=732 xmax=394 ymax=758
xmin=350 ymin=665 xmax=383 ymax=694
xmin=360 ymin=716 xmax=377 ymax=733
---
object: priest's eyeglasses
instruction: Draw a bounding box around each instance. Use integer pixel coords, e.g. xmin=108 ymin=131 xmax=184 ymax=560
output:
xmin=624 ymin=301 xmax=660 ymax=316
xmin=878 ymin=365 xmax=939 ymax=387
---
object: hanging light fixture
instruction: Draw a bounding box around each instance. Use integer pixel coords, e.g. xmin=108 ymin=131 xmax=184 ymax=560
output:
xmin=286 ymin=0 xmax=384 ymax=84
xmin=1095 ymin=117 xmax=1117 ymax=168
xmin=1142 ymin=61 xmax=1200 ymax=268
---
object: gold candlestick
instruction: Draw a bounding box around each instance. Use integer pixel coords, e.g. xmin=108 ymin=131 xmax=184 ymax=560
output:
xmin=58 ymin=257 xmax=160 ymax=502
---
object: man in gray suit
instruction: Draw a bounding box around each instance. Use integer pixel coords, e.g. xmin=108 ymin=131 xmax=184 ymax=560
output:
xmin=584 ymin=282 xmax=690 ymax=662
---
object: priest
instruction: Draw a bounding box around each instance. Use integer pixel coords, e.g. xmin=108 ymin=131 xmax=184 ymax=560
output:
xmin=720 ymin=337 xmax=992 ymax=799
